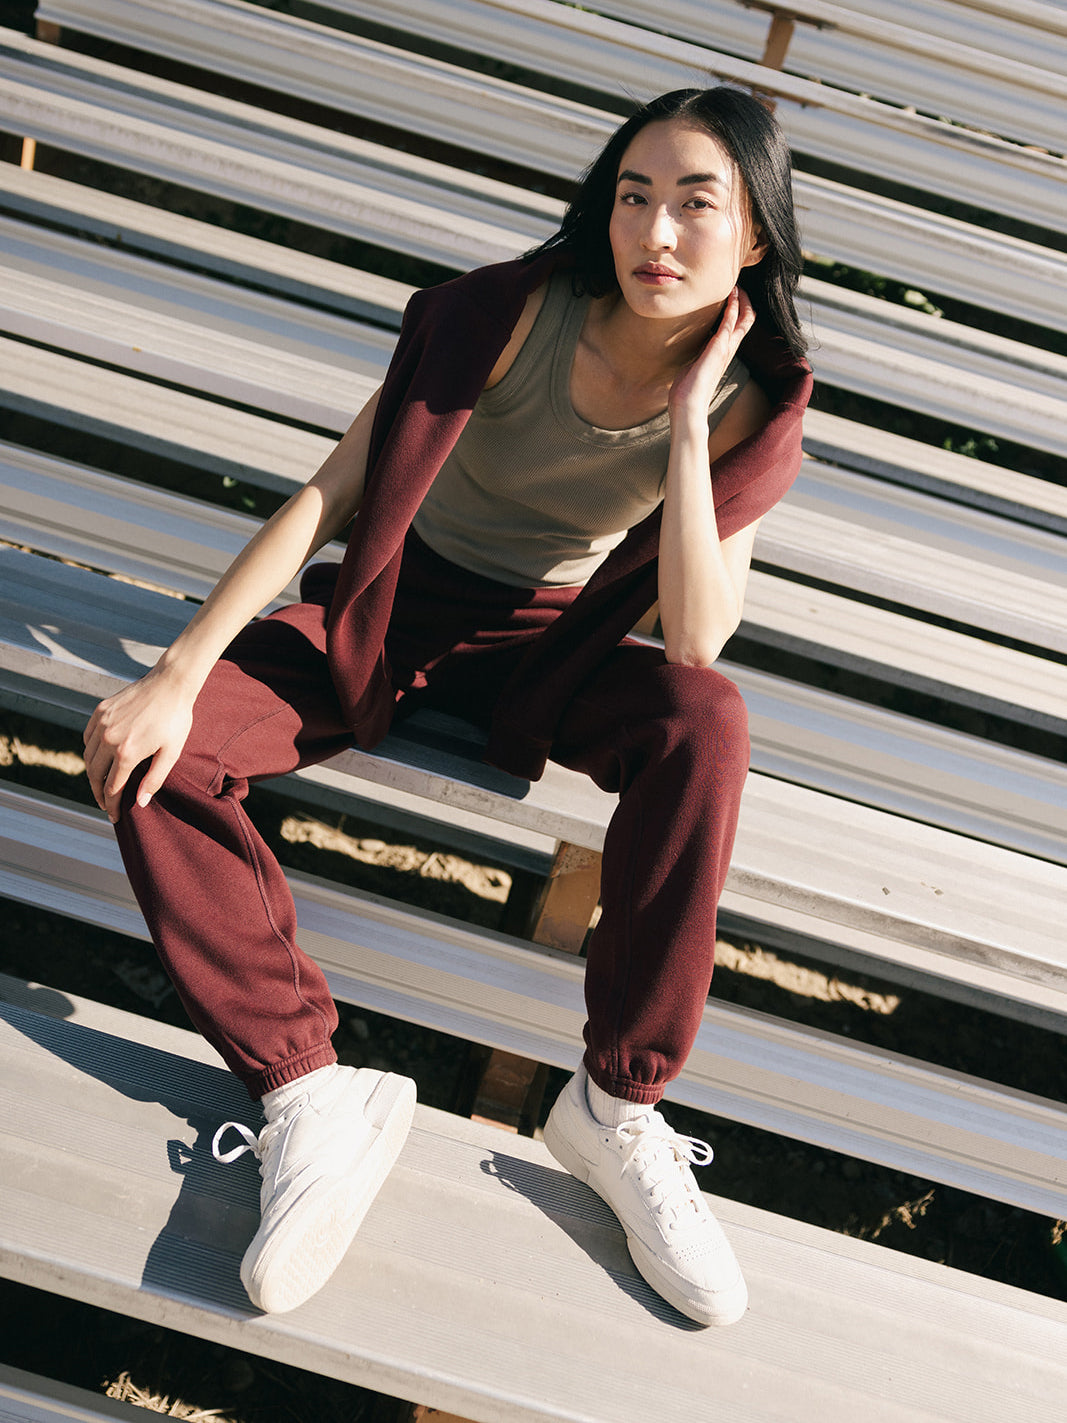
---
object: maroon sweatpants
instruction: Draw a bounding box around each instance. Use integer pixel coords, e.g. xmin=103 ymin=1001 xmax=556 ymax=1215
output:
xmin=114 ymin=533 xmax=749 ymax=1105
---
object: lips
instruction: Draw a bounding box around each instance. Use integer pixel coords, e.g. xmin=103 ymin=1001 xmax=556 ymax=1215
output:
xmin=633 ymin=264 xmax=682 ymax=283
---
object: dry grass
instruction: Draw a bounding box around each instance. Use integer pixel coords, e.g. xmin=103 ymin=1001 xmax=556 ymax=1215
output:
xmin=279 ymin=814 xmax=511 ymax=904
xmin=0 ymin=733 xmax=85 ymax=778
xmin=104 ymin=1371 xmax=233 ymax=1420
xmin=716 ymin=940 xmax=901 ymax=1015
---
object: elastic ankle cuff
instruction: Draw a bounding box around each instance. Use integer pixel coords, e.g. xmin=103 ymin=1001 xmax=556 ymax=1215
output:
xmin=584 ymin=1056 xmax=664 ymax=1107
xmin=244 ymin=1043 xmax=338 ymax=1100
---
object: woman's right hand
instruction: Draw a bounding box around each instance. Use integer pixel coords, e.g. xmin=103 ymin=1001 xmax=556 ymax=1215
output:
xmin=83 ymin=666 xmax=197 ymax=823
xmin=80 ymin=385 xmax=383 ymax=825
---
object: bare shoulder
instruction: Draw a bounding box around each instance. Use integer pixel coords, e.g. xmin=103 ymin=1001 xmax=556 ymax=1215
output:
xmin=484 ymin=284 xmax=549 ymax=388
xmin=707 ymin=376 xmax=773 ymax=463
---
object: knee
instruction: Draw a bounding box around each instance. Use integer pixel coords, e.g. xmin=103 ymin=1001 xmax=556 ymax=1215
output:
xmin=655 ymin=662 xmax=748 ymax=731
xmin=648 ymin=665 xmax=749 ymax=779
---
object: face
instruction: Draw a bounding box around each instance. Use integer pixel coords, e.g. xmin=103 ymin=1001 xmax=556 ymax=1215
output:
xmin=608 ymin=118 xmax=766 ymax=324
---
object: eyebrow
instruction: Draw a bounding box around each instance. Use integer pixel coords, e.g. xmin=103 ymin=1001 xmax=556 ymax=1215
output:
xmin=617 ymin=169 xmax=726 ymax=187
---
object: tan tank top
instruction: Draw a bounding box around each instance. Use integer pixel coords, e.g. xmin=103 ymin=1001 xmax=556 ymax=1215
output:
xmin=412 ymin=271 xmax=749 ymax=587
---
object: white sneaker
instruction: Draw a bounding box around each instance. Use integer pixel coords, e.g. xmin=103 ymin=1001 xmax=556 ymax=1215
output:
xmin=543 ymin=1066 xmax=747 ymax=1326
xmin=212 ymin=1066 xmax=416 ymax=1314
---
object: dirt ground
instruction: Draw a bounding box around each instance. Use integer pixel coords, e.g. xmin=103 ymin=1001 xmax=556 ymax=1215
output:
xmin=1 ymin=713 xmax=1065 ymax=1421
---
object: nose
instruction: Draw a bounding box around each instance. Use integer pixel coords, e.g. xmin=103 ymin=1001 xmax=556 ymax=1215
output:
xmin=641 ymin=205 xmax=677 ymax=251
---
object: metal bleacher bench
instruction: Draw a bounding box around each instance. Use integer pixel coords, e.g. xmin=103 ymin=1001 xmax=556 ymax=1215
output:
xmin=4 ymin=135 xmax=1066 ymax=461
xmin=4 ymin=196 xmax=1067 ymax=741
xmin=3 ymin=25 xmax=1066 ymax=343
xmin=6 ymin=977 xmax=1067 ymax=1423
xmin=2 ymin=0 xmax=1067 ymax=1417
xmin=6 ymin=511 xmax=1064 ymax=1405
xmin=29 ymin=0 xmax=1067 ymax=235
xmin=4 ymin=516 xmax=1067 ymax=1222
xmin=2 ymin=159 xmax=1066 ymax=533
xmin=4 ymin=433 xmax=1067 ymax=1411
xmin=0 ymin=1363 xmax=150 ymax=1423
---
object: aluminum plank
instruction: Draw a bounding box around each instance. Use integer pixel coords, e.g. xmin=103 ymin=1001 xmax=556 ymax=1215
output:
xmin=0 ymin=32 xmax=557 ymax=270
xmin=802 ymin=275 xmax=1067 ymax=458
xmin=757 ymin=464 xmax=1067 ymax=654
xmin=103 ymin=711 xmax=1067 ymax=987
xmin=801 ymin=409 xmax=1067 ymax=534
xmin=321 ymin=0 xmax=1067 ymax=150
xmin=6 ymin=190 xmax=1066 ymax=461
xmin=5 ymin=339 xmax=1066 ymax=551
xmin=794 ymin=172 xmax=1067 ymax=336
xmin=5 ymin=32 xmax=1063 ymax=343
xmin=29 ymin=0 xmax=1066 ymax=232
xmin=4 ymin=542 xmax=1067 ymax=845
xmin=12 ymin=796 xmax=1067 ymax=1215
xmin=742 ymin=568 xmax=1067 ymax=733
xmin=0 ymin=442 xmax=344 ymax=604
xmin=0 ymin=163 xmax=412 ymax=327
xmin=0 ymin=1365 xmax=146 ymax=1423
xmin=595 ymin=0 xmax=1067 ymax=121
xmin=0 ymin=218 xmax=387 ymax=429
xmin=0 ymin=338 xmax=333 ymax=491
xmin=1 ymin=985 xmax=1066 ymax=1423
xmin=784 ymin=0 xmax=1067 ymax=54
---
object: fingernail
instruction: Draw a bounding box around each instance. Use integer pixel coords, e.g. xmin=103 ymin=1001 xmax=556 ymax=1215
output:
xmin=138 ymin=792 xmax=151 ymax=809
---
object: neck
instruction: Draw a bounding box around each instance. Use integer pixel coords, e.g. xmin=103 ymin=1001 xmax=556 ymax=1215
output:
xmin=590 ymin=294 xmax=724 ymax=386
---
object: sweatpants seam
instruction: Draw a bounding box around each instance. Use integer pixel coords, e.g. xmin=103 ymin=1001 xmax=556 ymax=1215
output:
xmin=224 ymin=793 xmax=332 ymax=1043
xmin=212 ymin=705 xmax=292 ymax=795
xmin=607 ymin=715 xmax=644 ymax=1089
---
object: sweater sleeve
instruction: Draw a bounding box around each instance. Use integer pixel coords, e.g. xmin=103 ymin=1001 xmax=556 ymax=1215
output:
xmin=324 ymin=253 xmax=559 ymax=743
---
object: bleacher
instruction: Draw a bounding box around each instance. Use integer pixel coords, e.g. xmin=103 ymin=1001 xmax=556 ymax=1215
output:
xmin=1 ymin=0 xmax=1066 ymax=1418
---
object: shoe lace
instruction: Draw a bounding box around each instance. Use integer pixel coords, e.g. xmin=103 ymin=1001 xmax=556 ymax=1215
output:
xmin=212 ymin=1120 xmax=264 ymax=1167
xmin=616 ymin=1113 xmax=714 ymax=1231
xmin=212 ymin=1103 xmax=300 ymax=1177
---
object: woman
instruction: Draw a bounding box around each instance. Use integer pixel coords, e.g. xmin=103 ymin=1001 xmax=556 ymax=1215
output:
xmin=84 ymin=86 xmax=811 ymax=1328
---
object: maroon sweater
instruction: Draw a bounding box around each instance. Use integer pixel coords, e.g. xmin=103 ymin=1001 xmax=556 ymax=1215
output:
xmin=324 ymin=253 xmax=812 ymax=780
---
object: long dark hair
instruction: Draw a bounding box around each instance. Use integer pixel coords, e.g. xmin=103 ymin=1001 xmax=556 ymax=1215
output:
xmin=529 ymin=87 xmax=807 ymax=359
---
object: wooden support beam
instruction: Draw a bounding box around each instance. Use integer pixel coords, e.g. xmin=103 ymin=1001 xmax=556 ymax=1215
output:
xmin=528 ymin=840 xmax=602 ymax=955
xmin=18 ymin=19 xmax=62 ymax=169
xmin=469 ymin=1048 xmax=549 ymax=1135
xmin=761 ymin=11 xmax=797 ymax=70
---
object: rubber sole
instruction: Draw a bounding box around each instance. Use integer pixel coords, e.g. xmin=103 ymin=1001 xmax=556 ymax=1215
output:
xmin=626 ymin=1233 xmax=748 ymax=1328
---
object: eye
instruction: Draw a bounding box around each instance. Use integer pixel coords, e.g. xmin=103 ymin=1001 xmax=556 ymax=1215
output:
xmin=619 ymin=191 xmax=647 ymax=206
xmin=685 ymin=197 xmax=714 ymax=211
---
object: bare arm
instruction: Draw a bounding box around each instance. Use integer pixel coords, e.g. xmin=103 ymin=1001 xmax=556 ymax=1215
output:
xmin=83 ymin=388 xmax=381 ymax=821
xmin=658 ymin=290 xmax=769 ymax=666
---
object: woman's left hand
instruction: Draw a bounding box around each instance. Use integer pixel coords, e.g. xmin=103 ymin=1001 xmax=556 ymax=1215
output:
xmin=668 ymin=287 xmax=756 ymax=425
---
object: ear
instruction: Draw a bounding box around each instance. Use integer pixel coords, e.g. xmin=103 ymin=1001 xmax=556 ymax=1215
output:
xmin=740 ymin=222 xmax=769 ymax=269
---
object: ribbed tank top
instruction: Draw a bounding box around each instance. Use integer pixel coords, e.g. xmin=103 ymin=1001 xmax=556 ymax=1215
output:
xmin=412 ymin=271 xmax=749 ymax=587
